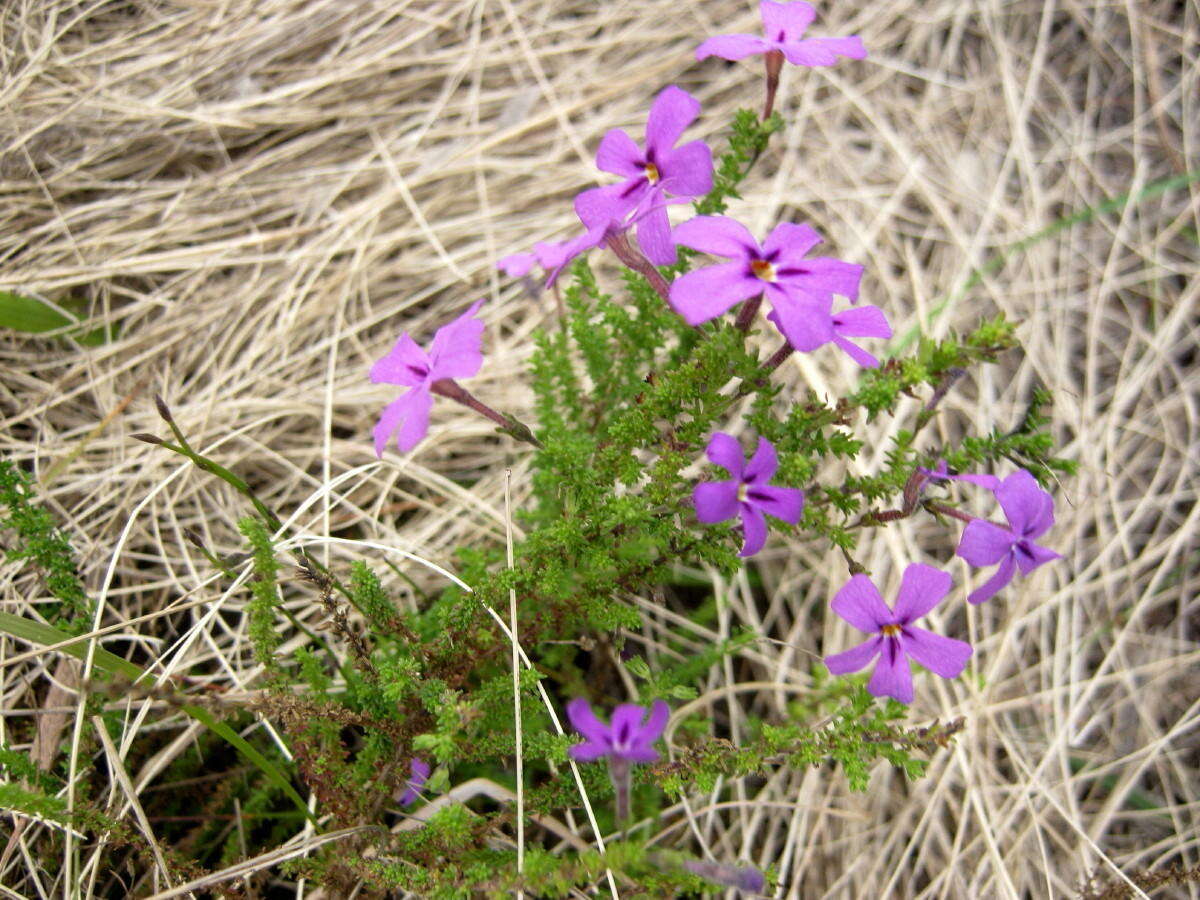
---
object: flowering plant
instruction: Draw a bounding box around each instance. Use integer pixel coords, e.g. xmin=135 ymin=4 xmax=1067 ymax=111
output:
xmin=123 ymin=3 xmax=1073 ymax=895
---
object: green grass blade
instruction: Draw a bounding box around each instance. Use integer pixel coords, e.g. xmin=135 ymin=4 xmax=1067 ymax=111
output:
xmin=0 ymin=612 xmax=316 ymax=824
xmin=0 ymin=291 xmax=111 ymax=346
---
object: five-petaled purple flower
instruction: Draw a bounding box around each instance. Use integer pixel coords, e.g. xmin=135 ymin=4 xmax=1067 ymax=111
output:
xmin=956 ymin=469 xmax=1060 ymax=604
xmin=575 ymin=85 xmax=713 ymax=266
xmin=398 ymin=757 xmax=430 ymax=807
xmin=670 ymin=216 xmax=865 ymax=353
xmin=370 ymin=300 xmax=484 ymax=456
xmin=825 ymin=564 xmax=973 ymax=704
xmin=693 ymin=432 xmax=804 ymax=557
xmin=695 ymin=1 xmax=866 ymax=68
xmin=567 ymin=698 xmax=670 ymax=763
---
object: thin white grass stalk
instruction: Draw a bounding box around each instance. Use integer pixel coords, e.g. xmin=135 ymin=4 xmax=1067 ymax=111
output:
xmin=504 ymin=469 xmax=524 ymax=894
xmin=65 ymin=461 xmax=190 ymax=899
xmin=142 ymin=828 xmax=373 ymax=900
xmin=91 ymin=718 xmax=176 ymax=895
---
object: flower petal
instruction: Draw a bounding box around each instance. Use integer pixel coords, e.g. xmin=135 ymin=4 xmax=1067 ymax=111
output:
xmin=747 ymin=484 xmax=804 ymax=524
xmin=902 ymin=625 xmax=972 ymax=679
xmin=831 ymin=334 xmax=880 ymax=368
xmin=398 ymin=757 xmax=431 ymax=806
xmin=762 ymin=221 xmax=823 ymax=260
xmin=428 ymin=300 xmax=484 ymax=380
xmin=704 ymin=431 xmax=745 ymax=476
xmin=738 ymin=504 xmax=768 ymax=557
xmin=370 ymin=334 xmax=430 ymax=386
xmin=996 ymin=469 xmax=1054 ymax=537
xmin=892 ymin=563 xmax=952 ymax=624
xmin=644 ymin=85 xmax=700 ymax=158
xmin=743 ymin=436 xmax=779 ymax=483
xmin=639 ymin=700 xmax=670 ymax=741
xmin=669 ymin=261 xmax=764 ymax=325
xmin=824 ymin=635 xmax=882 ymax=674
xmin=781 ymin=36 xmax=867 ymax=67
xmin=694 ymin=480 xmax=740 ymax=523
xmin=967 ymin=553 xmax=1017 ymax=604
xmin=621 ymin=744 xmax=660 ymax=763
xmin=923 ymin=462 xmax=1002 ymax=491
xmin=394 ymin=387 xmax=434 ymax=453
xmin=544 ymin=228 xmax=606 ymax=286
xmin=636 ymin=201 xmax=677 ymax=265
xmin=694 ymin=33 xmax=773 ymax=61
xmin=569 ymin=741 xmax=611 ymax=762
xmin=957 ymin=520 xmax=1016 ymax=567
xmin=497 ymin=252 xmax=536 ymax=277
xmin=658 ymin=140 xmax=713 ymax=197
xmin=574 ymin=184 xmax=637 ymax=229
xmin=533 ymin=240 xmax=573 ymax=270
xmin=831 ymin=574 xmax=892 ymax=633
xmin=765 ymin=296 xmax=834 ymax=352
xmin=595 ymin=128 xmax=644 ymax=177
xmin=760 ymin=0 xmax=816 ymax=41
xmin=610 ymin=704 xmax=645 ymax=749
xmin=867 ymin=638 xmax=914 ymax=703
xmin=373 ymin=388 xmax=430 ymax=457
xmin=1015 ymin=540 xmax=1061 ymax=574
xmin=998 ymin=472 xmax=1046 ymax=535
xmin=567 ymin=698 xmax=611 ymax=749
xmin=672 ymin=215 xmax=759 ymax=260
xmin=784 ymin=257 xmax=864 ymax=300
xmin=832 ymin=305 xmax=891 ymax=339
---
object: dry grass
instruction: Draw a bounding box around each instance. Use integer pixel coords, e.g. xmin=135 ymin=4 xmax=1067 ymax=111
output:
xmin=1 ymin=0 xmax=1197 ymax=896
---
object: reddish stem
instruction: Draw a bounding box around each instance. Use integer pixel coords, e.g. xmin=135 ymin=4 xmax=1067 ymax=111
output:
xmin=733 ymin=295 xmax=763 ymax=332
xmin=762 ymin=342 xmax=794 ymax=373
xmin=608 ymin=757 xmax=631 ymax=823
xmin=605 ymin=233 xmax=672 ymax=302
xmin=923 ymin=501 xmax=977 ymax=524
xmin=431 ymin=380 xmax=543 ymax=449
xmin=763 ymin=50 xmax=784 ymax=120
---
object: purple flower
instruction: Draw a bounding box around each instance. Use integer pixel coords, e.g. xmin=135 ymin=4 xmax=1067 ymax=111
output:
xmin=682 ymin=860 xmax=766 ymax=894
xmin=398 ymin=757 xmax=430 ymax=807
xmin=824 ymin=564 xmax=973 ymax=704
xmin=369 ymin=300 xmax=484 ymax=456
xmin=577 ymin=86 xmax=713 ymax=266
xmin=956 ymin=469 xmax=1060 ymax=604
xmin=567 ymin=698 xmax=670 ymax=764
xmin=696 ymin=1 xmax=866 ymax=68
xmin=693 ymin=433 xmax=804 ymax=557
xmin=670 ymin=216 xmax=864 ymax=352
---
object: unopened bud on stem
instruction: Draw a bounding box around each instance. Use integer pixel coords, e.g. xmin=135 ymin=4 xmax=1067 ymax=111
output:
xmin=154 ymin=394 xmax=174 ymax=423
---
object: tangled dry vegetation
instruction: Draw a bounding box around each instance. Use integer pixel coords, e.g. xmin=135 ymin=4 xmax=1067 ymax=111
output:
xmin=1 ymin=0 xmax=1197 ymax=896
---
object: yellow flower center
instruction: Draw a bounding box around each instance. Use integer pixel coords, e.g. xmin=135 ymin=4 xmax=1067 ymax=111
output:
xmin=880 ymin=624 xmax=901 ymax=637
xmin=737 ymin=483 xmax=749 ymax=503
xmin=643 ymin=162 xmax=660 ymax=184
xmin=751 ymin=259 xmax=776 ymax=282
